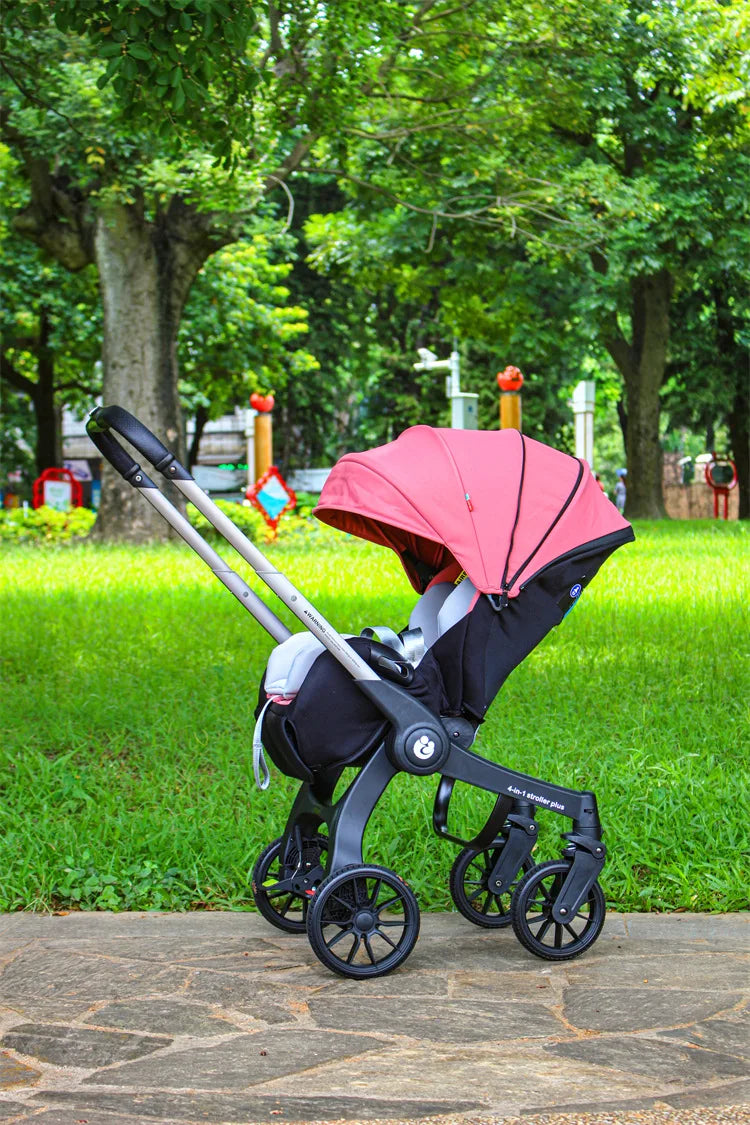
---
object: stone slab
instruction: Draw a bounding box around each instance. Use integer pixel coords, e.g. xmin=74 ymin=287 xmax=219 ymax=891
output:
xmin=31 ymin=1090 xmax=481 ymax=1122
xmin=180 ymin=970 xmax=308 ymax=1023
xmin=1 ymin=1024 xmax=171 ymax=1070
xmin=623 ymin=913 xmax=750 ymax=941
xmin=306 ymin=995 xmax=563 ymax=1042
xmin=84 ymin=1029 xmax=385 ymax=1089
xmin=658 ymin=1015 xmax=750 ymax=1059
xmin=0 ymin=1103 xmax=36 ymax=1120
xmin=562 ymin=952 xmax=749 ymax=991
xmin=0 ymin=951 xmax=189 ymax=1005
xmin=547 ymin=1035 xmax=749 ymax=1083
xmin=258 ymin=1041 xmax=658 ymax=1107
xmin=14 ymin=1110 xmax=176 ymax=1124
xmin=0 ymin=1049 xmax=40 ymax=1091
xmin=562 ymin=986 xmax=743 ymax=1032
xmin=83 ymin=999 xmax=239 ymax=1038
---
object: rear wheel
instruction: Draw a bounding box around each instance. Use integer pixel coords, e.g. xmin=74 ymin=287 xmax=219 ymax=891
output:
xmin=251 ymin=834 xmax=328 ymax=934
xmin=306 ymin=864 xmax=420 ymax=978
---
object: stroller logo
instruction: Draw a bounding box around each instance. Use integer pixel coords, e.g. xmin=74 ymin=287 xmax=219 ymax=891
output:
xmin=570 ymin=584 xmax=582 ymax=598
xmin=412 ymin=735 xmax=436 ymax=760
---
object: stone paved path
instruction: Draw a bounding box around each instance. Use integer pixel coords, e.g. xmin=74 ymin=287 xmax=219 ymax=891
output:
xmin=0 ymin=911 xmax=747 ymax=1124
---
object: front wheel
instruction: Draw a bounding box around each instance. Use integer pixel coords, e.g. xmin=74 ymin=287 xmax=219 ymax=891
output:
xmin=449 ymin=842 xmax=533 ymax=928
xmin=511 ymin=859 xmax=605 ymax=960
xmin=306 ymin=864 xmax=420 ymax=979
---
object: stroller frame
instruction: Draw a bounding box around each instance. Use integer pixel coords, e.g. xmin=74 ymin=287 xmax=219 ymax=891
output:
xmin=88 ymin=406 xmax=608 ymax=979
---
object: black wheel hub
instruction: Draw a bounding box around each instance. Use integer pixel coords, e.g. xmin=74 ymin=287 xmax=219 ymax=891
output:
xmin=354 ymin=909 xmax=375 ymax=931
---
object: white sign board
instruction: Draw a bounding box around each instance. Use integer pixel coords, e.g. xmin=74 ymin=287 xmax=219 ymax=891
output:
xmin=44 ymin=479 xmax=73 ymax=511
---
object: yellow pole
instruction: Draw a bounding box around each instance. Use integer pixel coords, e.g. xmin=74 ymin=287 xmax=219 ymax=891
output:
xmin=500 ymin=392 xmax=522 ymax=431
xmin=254 ymin=413 xmax=273 ymax=481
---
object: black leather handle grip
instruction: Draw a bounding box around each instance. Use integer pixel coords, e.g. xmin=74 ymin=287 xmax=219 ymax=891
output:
xmin=87 ymin=405 xmax=192 ymax=481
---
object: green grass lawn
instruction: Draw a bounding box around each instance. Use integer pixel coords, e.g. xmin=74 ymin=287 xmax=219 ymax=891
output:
xmin=1 ymin=519 xmax=748 ymax=914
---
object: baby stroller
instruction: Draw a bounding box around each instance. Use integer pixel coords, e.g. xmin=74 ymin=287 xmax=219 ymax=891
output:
xmin=87 ymin=406 xmax=634 ymax=980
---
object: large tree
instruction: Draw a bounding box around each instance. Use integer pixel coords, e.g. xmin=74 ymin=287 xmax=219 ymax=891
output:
xmin=1 ymin=0 xmax=493 ymax=538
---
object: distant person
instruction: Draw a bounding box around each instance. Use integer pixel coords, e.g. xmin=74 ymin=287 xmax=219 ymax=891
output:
xmin=595 ymin=473 xmax=606 ymax=494
xmin=614 ymin=468 xmax=627 ymax=513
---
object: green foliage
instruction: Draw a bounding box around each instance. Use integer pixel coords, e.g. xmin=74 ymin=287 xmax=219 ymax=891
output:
xmin=8 ymin=0 xmax=258 ymax=166
xmin=179 ymin=233 xmax=318 ymax=423
xmin=0 ymin=504 xmax=96 ymax=544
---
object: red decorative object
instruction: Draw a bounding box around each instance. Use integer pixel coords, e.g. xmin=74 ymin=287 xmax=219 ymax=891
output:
xmin=247 ymin=465 xmax=296 ymax=534
xmin=497 ymin=366 xmax=524 ymax=392
xmin=32 ymin=467 xmax=83 ymax=510
xmin=704 ymin=452 xmax=737 ymax=520
xmin=250 ymin=392 xmax=275 ymax=413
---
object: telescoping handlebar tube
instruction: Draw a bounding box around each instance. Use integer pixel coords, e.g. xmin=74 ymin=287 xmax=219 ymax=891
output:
xmin=86 ymin=405 xmax=379 ymax=683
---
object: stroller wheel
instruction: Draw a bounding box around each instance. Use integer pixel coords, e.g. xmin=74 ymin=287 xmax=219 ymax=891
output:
xmin=306 ymin=864 xmax=420 ymax=979
xmin=511 ymin=859 xmax=605 ymax=960
xmin=251 ymin=834 xmax=328 ymax=934
xmin=449 ymin=844 xmax=533 ymax=928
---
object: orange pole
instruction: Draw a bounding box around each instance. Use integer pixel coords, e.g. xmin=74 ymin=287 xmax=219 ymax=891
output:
xmin=500 ymin=392 xmax=522 ymax=431
xmin=254 ymin=413 xmax=273 ymax=481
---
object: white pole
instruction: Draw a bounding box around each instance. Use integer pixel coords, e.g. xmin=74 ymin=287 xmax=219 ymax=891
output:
xmin=571 ymin=381 xmax=596 ymax=468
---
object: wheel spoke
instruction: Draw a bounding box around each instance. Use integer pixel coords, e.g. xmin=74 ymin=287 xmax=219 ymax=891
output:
xmin=375 ymin=893 xmax=402 ymax=914
xmin=536 ymin=917 xmax=553 ymax=943
xmin=554 ymin=923 xmax=564 ymax=948
xmin=325 ymin=925 xmax=353 ymax=950
xmin=346 ymin=935 xmax=362 ymax=964
xmin=367 ymin=878 xmax=383 ymax=909
xmin=363 ymin=935 xmax=378 ymax=964
xmin=329 ymin=892 xmax=356 ymax=917
xmin=373 ymin=927 xmax=398 ymax=950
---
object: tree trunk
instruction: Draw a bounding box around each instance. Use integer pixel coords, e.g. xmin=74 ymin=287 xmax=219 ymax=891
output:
xmin=34 ymin=307 xmax=62 ymax=472
xmin=714 ymin=287 xmax=749 ymax=521
xmin=605 ymin=270 xmax=671 ymax=519
xmin=188 ymin=402 xmax=209 ymax=470
xmin=91 ymin=198 xmax=228 ymax=541
xmin=727 ymin=379 xmax=749 ymax=520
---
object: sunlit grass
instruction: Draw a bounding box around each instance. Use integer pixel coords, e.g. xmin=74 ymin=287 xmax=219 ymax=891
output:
xmin=1 ymin=519 xmax=748 ymax=914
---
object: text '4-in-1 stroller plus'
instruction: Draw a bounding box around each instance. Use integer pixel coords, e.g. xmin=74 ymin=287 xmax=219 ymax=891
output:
xmin=87 ymin=406 xmax=634 ymax=980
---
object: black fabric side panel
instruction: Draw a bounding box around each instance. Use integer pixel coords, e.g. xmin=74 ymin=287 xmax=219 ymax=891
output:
xmin=256 ymin=636 xmax=447 ymax=777
xmin=425 ymin=544 xmax=621 ymax=720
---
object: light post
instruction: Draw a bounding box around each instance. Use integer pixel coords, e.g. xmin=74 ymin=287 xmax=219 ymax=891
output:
xmin=413 ymin=340 xmax=478 ymax=429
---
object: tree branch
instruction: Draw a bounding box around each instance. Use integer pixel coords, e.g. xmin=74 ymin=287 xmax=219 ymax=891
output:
xmin=0 ymin=352 xmax=37 ymax=397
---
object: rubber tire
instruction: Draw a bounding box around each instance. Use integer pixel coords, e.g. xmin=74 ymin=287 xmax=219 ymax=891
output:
xmin=449 ymin=842 xmax=533 ymax=928
xmin=252 ymin=834 xmax=327 ymax=934
xmin=511 ymin=859 xmax=605 ymax=961
xmin=306 ymin=863 xmax=420 ymax=979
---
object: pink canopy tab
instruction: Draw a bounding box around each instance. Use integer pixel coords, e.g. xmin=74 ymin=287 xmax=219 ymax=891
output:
xmin=315 ymin=427 xmax=633 ymax=596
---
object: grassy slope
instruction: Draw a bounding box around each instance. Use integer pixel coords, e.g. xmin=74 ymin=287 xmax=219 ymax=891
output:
xmin=0 ymin=520 xmax=747 ymax=913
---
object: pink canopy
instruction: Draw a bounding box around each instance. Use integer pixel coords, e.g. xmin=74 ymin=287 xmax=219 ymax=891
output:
xmin=315 ymin=427 xmax=632 ymax=596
